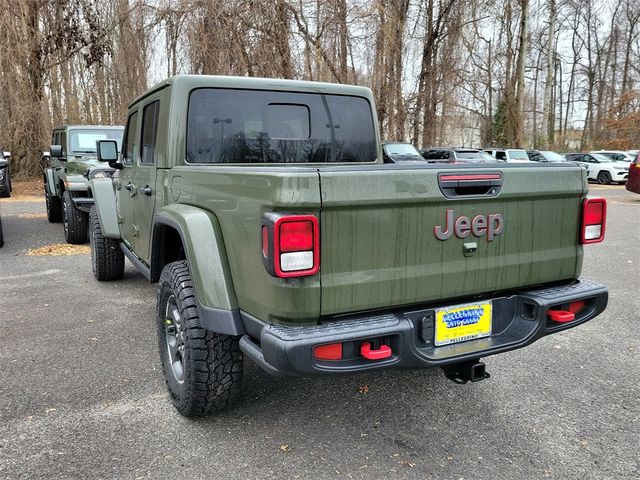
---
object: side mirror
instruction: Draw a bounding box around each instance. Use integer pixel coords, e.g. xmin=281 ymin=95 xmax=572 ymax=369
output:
xmin=96 ymin=140 xmax=118 ymax=162
xmin=50 ymin=145 xmax=64 ymax=158
xmin=96 ymin=140 xmax=122 ymax=169
xmin=2 ymin=151 xmax=10 ymax=159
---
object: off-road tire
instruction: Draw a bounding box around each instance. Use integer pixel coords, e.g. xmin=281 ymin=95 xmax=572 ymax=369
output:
xmin=157 ymin=260 xmax=243 ymax=417
xmin=89 ymin=206 xmax=124 ymax=281
xmin=597 ymin=171 xmax=612 ymax=184
xmin=62 ymin=190 xmax=88 ymax=244
xmin=45 ymin=191 xmax=62 ymax=223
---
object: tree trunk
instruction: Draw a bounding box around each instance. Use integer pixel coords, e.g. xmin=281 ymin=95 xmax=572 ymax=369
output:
xmin=541 ymin=0 xmax=556 ymax=149
xmin=513 ymin=0 xmax=528 ymax=147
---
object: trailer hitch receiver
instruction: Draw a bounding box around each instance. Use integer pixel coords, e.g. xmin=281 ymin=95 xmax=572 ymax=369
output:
xmin=443 ymin=360 xmax=490 ymax=384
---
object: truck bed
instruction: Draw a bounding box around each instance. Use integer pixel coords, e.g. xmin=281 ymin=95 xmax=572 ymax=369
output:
xmin=169 ymin=162 xmax=586 ymax=324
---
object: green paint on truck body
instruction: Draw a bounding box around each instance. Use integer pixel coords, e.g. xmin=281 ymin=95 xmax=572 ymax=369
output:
xmin=94 ymin=74 xmax=589 ymax=328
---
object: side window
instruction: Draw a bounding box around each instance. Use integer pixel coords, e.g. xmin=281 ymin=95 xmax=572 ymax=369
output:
xmin=140 ymin=101 xmax=160 ymax=165
xmin=52 ymin=132 xmax=58 ymax=145
xmin=60 ymin=132 xmax=67 ymax=156
xmin=496 ymin=151 xmax=506 ymax=160
xmin=123 ymin=111 xmax=139 ymax=165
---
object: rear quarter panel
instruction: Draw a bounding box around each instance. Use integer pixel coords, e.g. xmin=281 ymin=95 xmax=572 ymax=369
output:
xmin=163 ymin=166 xmax=322 ymax=324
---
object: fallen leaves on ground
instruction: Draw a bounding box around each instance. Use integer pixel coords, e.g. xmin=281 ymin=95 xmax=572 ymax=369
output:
xmin=2 ymin=193 xmax=44 ymax=203
xmin=279 ymin=444 xmax=290 ymax=452
xmin=358 ymin=385 xmax=369 ymax=394
xmin=13 ymin=179 xmax=43 ymax=196
xmin=27 ymin=243 xmax=90 ymax=256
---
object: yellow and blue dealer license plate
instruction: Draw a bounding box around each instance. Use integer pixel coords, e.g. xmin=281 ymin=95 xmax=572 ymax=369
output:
xmin=434 ymin=301 xmax=492 ymax=346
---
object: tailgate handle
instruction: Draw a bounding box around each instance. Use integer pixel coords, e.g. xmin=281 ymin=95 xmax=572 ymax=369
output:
xmin=438 ymin=173 xmax=502 ymax=198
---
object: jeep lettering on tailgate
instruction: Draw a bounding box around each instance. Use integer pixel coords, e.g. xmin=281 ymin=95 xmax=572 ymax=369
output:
xmin=434 ymin=209 xmax=504 ymax=241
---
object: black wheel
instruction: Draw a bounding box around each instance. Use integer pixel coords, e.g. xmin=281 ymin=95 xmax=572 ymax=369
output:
xmin=62 ymin=190 xmax=88 ymax=244
xmin=89 ymin=206 xmax=124 ymax=281
xmin=157 ymin=260 xmax=243 ymax=417
xmin=46 ymin=190 xmax=62 ymax=223
xmin=597 ymin=171 xmax=612 ymax=184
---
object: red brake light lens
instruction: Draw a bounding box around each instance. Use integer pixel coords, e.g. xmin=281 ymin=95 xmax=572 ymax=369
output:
xmin=279 ymin=221 xmax=314 ymax=252
xmin=262 ymin=214 xmax=320 ymax=278
xmin=581 ymin=198 xmax=607 ymax=244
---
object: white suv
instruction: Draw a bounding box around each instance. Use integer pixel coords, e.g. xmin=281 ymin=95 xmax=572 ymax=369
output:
xmin=485 ymin=148 xmax=531 ymax=163
xmin=565 ymin=153 xmax=629 ymax=184
xmin=590 ymin=150 xmax=634 ymax=165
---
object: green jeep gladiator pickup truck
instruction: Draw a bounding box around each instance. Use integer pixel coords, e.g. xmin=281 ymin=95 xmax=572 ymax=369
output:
xmin=42 ymin=125 xmax=123 ymax=243
xmin=90 ymin=75 xmax=608 ymax=416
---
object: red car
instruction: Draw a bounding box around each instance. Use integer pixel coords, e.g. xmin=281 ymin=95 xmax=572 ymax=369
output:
xmin=626 ymin=153 xmax=640 ymax=194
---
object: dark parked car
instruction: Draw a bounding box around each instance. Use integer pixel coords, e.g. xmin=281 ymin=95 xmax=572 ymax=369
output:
xmin=382 ymin=142 xmax=425 ymax=163
xmin=526 ymin=150 xmax=569 ymax=163
xmin=0 ymin=150 xmax=12 ymax=198
xmin=626 ymin=153 xmax=640 ymax=194
xmin=420 ymin=147 xmax=497 ymax=163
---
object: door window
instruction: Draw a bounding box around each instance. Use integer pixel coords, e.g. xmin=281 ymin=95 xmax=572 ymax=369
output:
xmin=123 ymin=112 xmax=139 ymax=164
xmin=140 ymin=101 xmax=160 ymax=165
xmin=60 ymin=132 xmax=67 ymax=155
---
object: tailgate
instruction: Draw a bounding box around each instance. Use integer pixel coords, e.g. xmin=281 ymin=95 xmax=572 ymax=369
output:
xmin=318 ymin=164 xmax=585 ymax=316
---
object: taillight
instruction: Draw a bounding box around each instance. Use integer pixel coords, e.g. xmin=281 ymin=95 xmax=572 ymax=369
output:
xmin=262 ymin=213 xmax=319 ymax=278
xmin=580 ymin=198 xmax=607 ymax=244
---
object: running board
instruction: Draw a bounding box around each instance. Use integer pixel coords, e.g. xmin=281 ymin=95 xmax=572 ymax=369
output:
xmin=119 ymin=242 xmax=151 ymax=280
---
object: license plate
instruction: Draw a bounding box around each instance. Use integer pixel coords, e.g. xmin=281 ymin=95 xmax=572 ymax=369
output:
xmin=434 ymin=301 xmax=492 ymax=346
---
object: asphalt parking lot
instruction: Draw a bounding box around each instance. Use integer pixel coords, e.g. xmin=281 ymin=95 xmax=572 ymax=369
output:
xmin=1 ymin=184 xmax=638 ymax=480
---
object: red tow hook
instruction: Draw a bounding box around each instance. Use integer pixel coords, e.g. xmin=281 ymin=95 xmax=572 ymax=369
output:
xmin=360 ymin=342 xmax=392 ymax=360
xmin=548 ymin=310 xmax=575 ymax=323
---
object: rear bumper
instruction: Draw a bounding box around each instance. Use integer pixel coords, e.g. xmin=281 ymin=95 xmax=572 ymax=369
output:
xmin=239 ymin=279 xmax=608 ymax=377
xmin=612 ymin=171 xmax=629 ymax=181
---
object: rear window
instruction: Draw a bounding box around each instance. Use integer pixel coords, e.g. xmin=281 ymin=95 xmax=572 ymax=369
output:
xmin=186 ymin=89 xmax=376 ymax=164
xmin=508 ymin=149 xmax=529 ymax=160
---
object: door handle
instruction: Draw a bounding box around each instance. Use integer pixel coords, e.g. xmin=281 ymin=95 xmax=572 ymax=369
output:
xmin=141 ymin=186 xmax=153 ymax=196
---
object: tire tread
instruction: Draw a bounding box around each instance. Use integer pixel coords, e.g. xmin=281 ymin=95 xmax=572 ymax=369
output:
xmin=89 ymin=206 xmax=124 ymax=281
xmin=157 ymin=260 xmax=243 ymax=416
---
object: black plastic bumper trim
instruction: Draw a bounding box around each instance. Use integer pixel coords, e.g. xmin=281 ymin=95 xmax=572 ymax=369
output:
xmin=239 ymin=279 xmax=608 ymax=377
